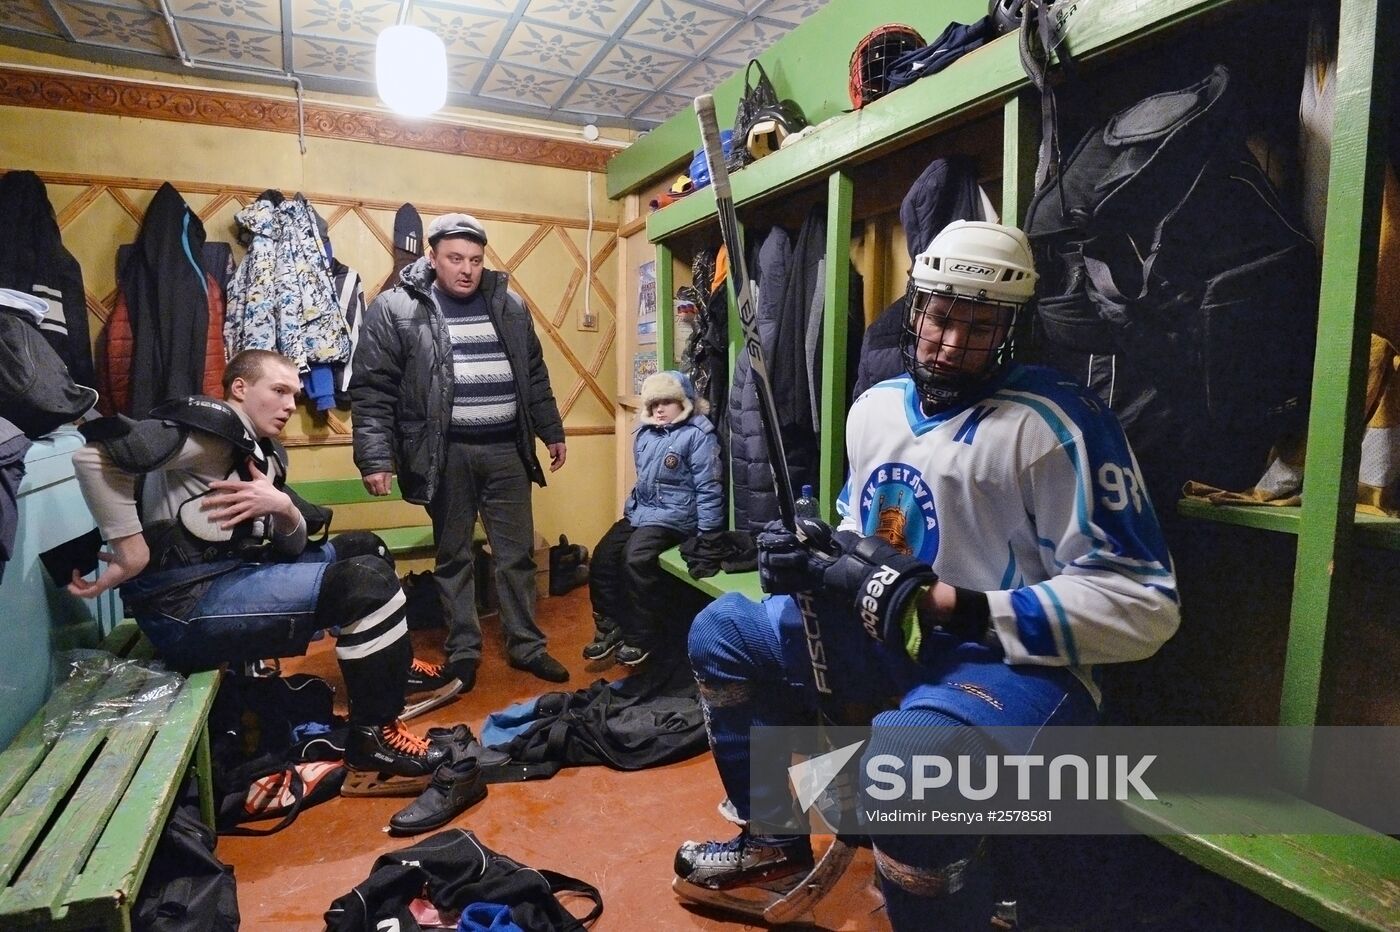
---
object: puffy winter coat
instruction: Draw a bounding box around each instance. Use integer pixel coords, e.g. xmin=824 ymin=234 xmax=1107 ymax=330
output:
xmin=625 ymin=412 xmax=723 ymax=534
xmin=350 ymin=257 xmax=564 ymax=505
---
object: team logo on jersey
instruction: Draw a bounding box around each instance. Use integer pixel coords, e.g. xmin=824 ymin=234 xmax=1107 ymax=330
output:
xmin=858 ymin=461 xmax=938 ymax=562
xmin=664 ymin=452 xmax=680 ymax=469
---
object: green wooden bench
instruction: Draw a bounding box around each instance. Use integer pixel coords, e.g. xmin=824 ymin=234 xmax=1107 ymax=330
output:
xmin=1123 ymin=790 xmax=1400 ymax=931
xmin=0 ymin=620 xmax=219 ymax=930
xmin=295 ymin=476 xmax=489 ymax=558
xmin=295 ymin=476 xmax=436 ymax=555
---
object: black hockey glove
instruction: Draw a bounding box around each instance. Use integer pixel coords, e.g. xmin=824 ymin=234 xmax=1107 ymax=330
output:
xmin=822 ymin=535 xmax=938 ymax=650
xmin=756 ymin=518 xmax=849 ymax=594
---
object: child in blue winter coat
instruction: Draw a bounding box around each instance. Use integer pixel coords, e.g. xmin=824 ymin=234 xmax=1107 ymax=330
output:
xmin=584 ymin=370 xmax=724 ymax=666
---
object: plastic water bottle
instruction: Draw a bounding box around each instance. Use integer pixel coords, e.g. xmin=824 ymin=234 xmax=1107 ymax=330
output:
xmin=794 ymin=484 xmax=820 ymax=520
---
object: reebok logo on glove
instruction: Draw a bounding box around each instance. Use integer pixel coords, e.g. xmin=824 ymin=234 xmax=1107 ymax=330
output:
xmin=860 ymin=565 xmax=902 ymax=641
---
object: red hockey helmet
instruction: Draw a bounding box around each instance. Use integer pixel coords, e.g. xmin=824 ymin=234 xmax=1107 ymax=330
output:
xmin=848 ymin=23 xmax=924 ymax=109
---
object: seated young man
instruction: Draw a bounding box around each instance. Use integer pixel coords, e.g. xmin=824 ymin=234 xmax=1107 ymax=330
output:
xmin=67 ymin=349 xmax=460 ymax=795
xmin=671 ymin=223 xmax=1180 ymax=927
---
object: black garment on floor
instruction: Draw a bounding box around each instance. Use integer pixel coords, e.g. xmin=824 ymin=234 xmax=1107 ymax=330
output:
xmin=678 ymin=529 xmax=757 ymax=578
xmin=491 ymin=675 xmax=707 ymax=781
xmin=324 ymin=828 xmax=602 ymax=932
xmin=133 ymin=803 xmax=240 ymax=932
xmin=0 ymin=170 xmax=95 ymax=388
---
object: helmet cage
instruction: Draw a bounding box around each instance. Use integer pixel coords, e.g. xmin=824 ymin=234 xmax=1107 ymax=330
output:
xmin=899 ymin=281 xmax=1021 ymax=410
xmin=849 ymin=24 xmax=924 ymax=108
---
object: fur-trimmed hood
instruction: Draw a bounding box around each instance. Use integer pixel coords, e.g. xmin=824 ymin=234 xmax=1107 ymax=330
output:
xmin=640 ymin=369 xmax=709 ymax=425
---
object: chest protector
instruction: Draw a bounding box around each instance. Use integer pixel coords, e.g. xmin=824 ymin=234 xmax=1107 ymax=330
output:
xmin=1023 ymin=65 xmax=1319 ymax=500
xmin=83 ymin=397 xmax=327 ymax=567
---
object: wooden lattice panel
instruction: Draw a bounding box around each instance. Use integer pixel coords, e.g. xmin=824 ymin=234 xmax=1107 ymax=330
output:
xmin=18 ymin=170 xmax=618 ymax=444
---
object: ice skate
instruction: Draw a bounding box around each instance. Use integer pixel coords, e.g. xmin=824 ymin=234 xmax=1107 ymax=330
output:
xmin=342 ymin=719 xmax=449 ymax=796
xmin=673 ymin=830 xmax=814 ymax=922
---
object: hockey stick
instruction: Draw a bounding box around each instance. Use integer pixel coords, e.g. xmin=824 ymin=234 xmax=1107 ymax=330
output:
xmin=694 ymin=93 xmax=797 ymax=533
xmin=694 ymin=94 xmax=856 ymax=924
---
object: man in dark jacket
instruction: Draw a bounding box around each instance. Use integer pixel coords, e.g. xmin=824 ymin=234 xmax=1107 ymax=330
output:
xmin=351 ymin=213 xmax=569 ymax=691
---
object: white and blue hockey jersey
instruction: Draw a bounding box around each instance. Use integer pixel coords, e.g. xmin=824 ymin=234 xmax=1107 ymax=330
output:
xmin=836 ymin=366 xmax=1179 ymax=691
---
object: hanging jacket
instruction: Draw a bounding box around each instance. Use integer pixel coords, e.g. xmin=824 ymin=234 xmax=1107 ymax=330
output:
xmin=225 ymin=195 xmax=349 ymax=371
xmin=350 ymin=257 xmax=565 ymax=504
xmin=104 ymin=239 xmax=228 ymax=416
xmin=330 ymin=258 xmax=367 ymax=407
xmin=0 ymin=170 xmax=95 ymax=388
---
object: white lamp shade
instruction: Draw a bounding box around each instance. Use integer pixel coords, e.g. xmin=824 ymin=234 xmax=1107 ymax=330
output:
xmin=376 ymin=25 xmax=447 ymax=118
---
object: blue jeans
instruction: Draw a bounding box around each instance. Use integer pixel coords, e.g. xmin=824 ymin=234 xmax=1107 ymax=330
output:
xmin=124 ymin=542 xmax=338 ymax=670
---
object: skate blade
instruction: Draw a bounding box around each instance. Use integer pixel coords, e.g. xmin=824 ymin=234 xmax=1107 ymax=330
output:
xmin=401 ymin=680 xmax=464 ymax=721
xmin=340 ymin=770 xmax=433 ymax=797
xmin=671 ymin=876 xmax=813 ymax=925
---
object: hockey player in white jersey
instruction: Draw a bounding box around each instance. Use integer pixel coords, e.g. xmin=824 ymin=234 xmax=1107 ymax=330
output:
xmin=671 ymin=221 xmax=1180 ymax=928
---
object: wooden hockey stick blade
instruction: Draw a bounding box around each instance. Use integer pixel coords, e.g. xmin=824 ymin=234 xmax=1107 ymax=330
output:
xmin=763 ymin=835 xmax=858 ymax=925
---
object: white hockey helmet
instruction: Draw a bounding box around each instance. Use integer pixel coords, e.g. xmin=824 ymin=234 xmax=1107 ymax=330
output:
xmin=900 ymin=221 xmax=1038 ymax=409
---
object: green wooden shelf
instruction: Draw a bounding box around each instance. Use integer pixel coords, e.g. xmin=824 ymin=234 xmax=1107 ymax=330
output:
xmin=641 ymin=0 xmax=1238 ymax=244
xmin=1177 ymin=499 xmax=1400 ymax=551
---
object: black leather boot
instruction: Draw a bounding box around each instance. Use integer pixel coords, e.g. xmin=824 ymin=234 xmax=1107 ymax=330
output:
xmin=388 ymin=750 xmax=487 ymax=836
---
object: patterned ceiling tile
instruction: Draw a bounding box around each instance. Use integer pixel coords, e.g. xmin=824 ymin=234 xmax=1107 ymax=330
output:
xmin=702 ymin=15 xmax=782 ymax=65
xmin=557 ymin=78 xmax=648 ymax=118
xmin=291 ymin=0 xmax=397 ymax=44
xmin=414 ymin=4 xmax=508 ymax=58
xmin=477 ymin=62 xmax=573 ymax=109
xmin=663 ymin=58 xmax=735 ymax=98
xmin=751 ymin=0 xmax=824 ymax=27
xmin=169 ymin=0 xmax=279 ymax=30
xmin=498 ymin=21 xmax=606 ymax=72
xmin=622 ymin=0 xmax=735 ymax=55
xmin=522 ymin=0 xmax=643 ymax=37
xmin=180 ymin=21 xmax=282 ymax=68
xmin=632 ymin=91 xmax=690 ymax=123
xmin=589 ymin=42 xmax=689 ymax=90
xmin=425 ymin=0 xmax=521 ymax=14
xmin=292 ymin=35 xmax=376 ymax=81
xmin=0 ymin=0 xmax=826 ymax=130
xmin=56 ymin=2 xmax=171 ymax=54
xmin=447 ymin=55 xmax=489 ymax=90
xmin=0 ymin=2 xmax=65 ymax=37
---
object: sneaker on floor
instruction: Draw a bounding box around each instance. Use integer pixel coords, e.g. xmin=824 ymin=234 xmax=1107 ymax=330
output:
xmin=343 ymin=720 xmax=449 ymax=797
xmin=403 ymin=658 xmax=463 ymax=720
xmin=673 ymin=831 xmax=814 ymax=919
xmin=509 ymin=651 xmax=570 ymax=683
xmin=447 ymin=658 xmax=479 ymax=693
xmin=582 ymin=627 xmax=624 ymax=661
xmin=616 ymin=644 xmax=651 ymax=667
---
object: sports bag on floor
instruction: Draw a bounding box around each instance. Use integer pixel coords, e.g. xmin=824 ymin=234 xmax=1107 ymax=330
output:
xmin=324 ymin=829 xmax=602 ymax=932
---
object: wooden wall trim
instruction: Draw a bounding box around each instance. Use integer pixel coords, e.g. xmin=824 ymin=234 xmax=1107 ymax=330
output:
xmin=0 ymin=65 xmax=615 ymax=173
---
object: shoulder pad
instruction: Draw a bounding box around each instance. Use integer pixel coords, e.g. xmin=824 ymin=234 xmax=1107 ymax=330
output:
xmin=150 ymin=396 xmax=257 ymax=456
xmin=80 ymin=414 xmax=186 ymax=473
xmin=256 ymin=437 xmax=289 ymax=484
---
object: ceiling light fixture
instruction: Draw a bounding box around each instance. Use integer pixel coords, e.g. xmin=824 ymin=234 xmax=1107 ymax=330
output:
xmin=376 ymin=2 xmax=446 ymax=118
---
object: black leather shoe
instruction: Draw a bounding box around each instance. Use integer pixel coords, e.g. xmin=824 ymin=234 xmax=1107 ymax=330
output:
xmin=388 ymin=751 xmax=487 ymax=836
xmin=510 ymin=651 xmax=570 ymax=683
xmin=447 ymin=658 xmax=479 ymax=693
xmin=425 ymin=723 xmax=513 ymax=779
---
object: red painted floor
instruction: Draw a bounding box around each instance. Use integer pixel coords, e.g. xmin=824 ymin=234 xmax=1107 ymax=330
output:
xmin=218 ymin=586 xmax=889 ymax=930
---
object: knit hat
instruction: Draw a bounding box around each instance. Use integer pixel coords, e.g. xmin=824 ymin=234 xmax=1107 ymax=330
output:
xmin=640 ymin=370 xmax=707 ymax=424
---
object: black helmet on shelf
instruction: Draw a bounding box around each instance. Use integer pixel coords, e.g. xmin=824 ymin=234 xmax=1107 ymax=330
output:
xmin=745 ymin=100 xmax=809 ymax=159
xmin=990 ymin=0 xmax=1059 ymax=36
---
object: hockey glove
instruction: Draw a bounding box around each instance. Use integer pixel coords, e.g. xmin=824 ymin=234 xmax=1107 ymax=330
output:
xmin=756 ymin=518 xmax=848 ymax=594
xmin=822 ymin=535 xmax=937 ymax=655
